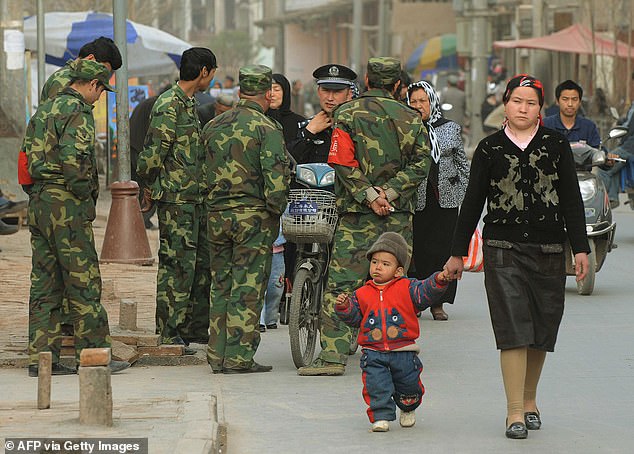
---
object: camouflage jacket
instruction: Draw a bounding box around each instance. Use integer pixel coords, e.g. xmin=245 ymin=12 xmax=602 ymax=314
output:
xmin=136 ymin=83 xmax=205 ymax=204
xmin=202 ymin=99 xmax=290 ymax=215
xmin=40 ymin=59 xmax=78 ymax=102
xmin=327 ymin=88 xmax=431 ymax=215
xmin=22 ymin=87 xmax=99 ymax=202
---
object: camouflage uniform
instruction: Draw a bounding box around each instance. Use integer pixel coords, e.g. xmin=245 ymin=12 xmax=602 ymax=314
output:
xmin=202 ymin=65 xmax=290 ymax=371
xmin=136 ymin=83 xmax=211 ymax=344
xmin=40 ymin=59 xmax=79 ymax=102
xmin=23 ymin=60 xmax=115 ymax=366
xmin=299 ymin=57 xmax=432 ymax=373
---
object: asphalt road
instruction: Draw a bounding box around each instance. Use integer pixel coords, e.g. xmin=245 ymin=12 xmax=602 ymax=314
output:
xmin=219 ymin=206 xmax=634 ymax=454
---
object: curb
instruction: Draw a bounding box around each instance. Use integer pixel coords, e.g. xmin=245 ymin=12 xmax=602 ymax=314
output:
xmin=177 ymin=392 xmax=227 ymax=454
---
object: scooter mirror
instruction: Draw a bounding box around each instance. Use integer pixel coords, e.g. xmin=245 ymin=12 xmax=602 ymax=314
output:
xmin=441 ymin=103 xmax=453 ymax=111
xmin=610 ymin=107 xmax=619 ymax=120
xmin=608 ymin=126 xmax=628 ymax=140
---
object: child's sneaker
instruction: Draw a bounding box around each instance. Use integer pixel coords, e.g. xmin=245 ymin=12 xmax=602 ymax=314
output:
xmin=399 ymin=410 xmax=416 ymax=428
xmin=371 ymin=420 xmax=390 ymax=432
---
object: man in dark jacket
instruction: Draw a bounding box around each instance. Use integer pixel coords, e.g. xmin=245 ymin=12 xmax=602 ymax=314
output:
xmin=291 ymin=64 xmax=356 ymax=164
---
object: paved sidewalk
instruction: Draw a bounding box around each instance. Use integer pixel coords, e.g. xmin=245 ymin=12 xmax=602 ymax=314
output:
xmin=1 ymin=189 xmax=166 ymax=366
xmin=0 ymin=189 xmax=225 ymax=454
xmin=0 ymin=366 xmax=225 ymax=454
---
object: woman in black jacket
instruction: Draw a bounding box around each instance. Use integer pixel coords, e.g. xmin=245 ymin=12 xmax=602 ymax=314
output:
xmin=444 ymin=74 xmax=590 ymax=440
xmin=267 ymin=73 xmax=305 ymax=156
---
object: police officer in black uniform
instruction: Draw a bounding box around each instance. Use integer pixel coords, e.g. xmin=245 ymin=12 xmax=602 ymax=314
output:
xmin=291 ymin=64 xmax=357 ymax=164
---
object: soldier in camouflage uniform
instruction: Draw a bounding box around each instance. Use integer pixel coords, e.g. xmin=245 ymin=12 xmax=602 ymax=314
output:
xmin=24 ymin=60 xmax=129 ymax=377
xmin=202 ymin=65 xmax=290 ymax=374
xmin=40 ymin=36 xmax=122 ymax=102
xmin=136 ymin=48 xmax=217 ymax=351
xmin=298 ymin=57 xmax=432 ymax=376
xmin=28 ymin=36 xmax=121 ymax=353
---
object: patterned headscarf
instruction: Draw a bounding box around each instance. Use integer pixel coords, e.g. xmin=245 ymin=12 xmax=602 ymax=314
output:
xmin=407 ymin=80 xmax=442 ymax=163
xmin=349 ymin=81 xmax=360 ymax=99
xmin=502 ymin=74 xmax=544 ymax=106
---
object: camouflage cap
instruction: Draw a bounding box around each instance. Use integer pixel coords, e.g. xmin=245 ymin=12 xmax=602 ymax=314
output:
xmin=367 ymin=57 xmax=401 ymax=87
xmin=70 ymin=59 xmax=115 ymax=92
xmin=239 ymin=64 xmax=272 ymax=95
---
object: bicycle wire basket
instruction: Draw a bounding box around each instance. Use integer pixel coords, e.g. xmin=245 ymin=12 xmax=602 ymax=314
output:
xmin=282 ymin=189 xmax=338 ymax=244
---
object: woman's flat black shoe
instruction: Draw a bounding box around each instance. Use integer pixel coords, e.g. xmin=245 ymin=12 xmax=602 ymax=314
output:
xmin=524 ymin=411 xmax=541 ymax=430
xmin=505 ymin=422 xmax=528 ymax=439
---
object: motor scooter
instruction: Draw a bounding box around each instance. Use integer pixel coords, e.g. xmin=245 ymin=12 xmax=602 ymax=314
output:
xmin=566 ymin=126 xmax=628 ymax=295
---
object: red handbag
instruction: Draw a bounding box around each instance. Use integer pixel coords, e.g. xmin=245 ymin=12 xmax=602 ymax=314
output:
xmin=462 ymin=228 xmax=484 ymax=272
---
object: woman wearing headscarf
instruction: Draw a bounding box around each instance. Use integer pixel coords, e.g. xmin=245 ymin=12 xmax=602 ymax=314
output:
xmin=267 ymin=73 xmax=305 ymax=156
xmin=406 ymin=80 xmax=469 ymax=321
xmin=264 ymin=74 xmax=306 ymax=330
xmin=444 ymin=75 xmax=590 ymax=439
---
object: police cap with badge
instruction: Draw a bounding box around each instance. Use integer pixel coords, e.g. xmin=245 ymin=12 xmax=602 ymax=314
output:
xmin=313 ymin=64 xmax=357 ymax=90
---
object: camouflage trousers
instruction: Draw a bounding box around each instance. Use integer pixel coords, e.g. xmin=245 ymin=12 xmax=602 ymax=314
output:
xmin=156 ymin=202 xmax=211 ymax=344
xmin=206 ymin=209 xmax=277 ymax=370
xmin=318 ymin=212 xmax=412 ymax=364
xmin=27 ymin=186 xmax=111 ymax=366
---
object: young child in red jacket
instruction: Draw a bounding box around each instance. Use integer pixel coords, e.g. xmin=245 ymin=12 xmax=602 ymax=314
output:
xmin=335 ymin=231 xmax=452 ymax=432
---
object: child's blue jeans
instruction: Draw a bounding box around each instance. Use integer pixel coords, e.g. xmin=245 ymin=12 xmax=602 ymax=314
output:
xmin=260 ymin=251 xmax=285 ymax=326
xmin=360 ymin=349 xmax=424 ymax=422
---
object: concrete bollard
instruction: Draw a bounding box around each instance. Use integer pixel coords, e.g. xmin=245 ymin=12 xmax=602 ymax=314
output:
xmin=79 ymin=348 xmax=113 ymax=426
xmin=37 ymin=352 xmax=52 ymax=410
xmin=119 ymin=298 xmax=138 ymax=331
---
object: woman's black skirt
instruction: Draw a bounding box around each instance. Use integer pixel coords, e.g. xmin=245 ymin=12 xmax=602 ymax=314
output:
xmin=483 ymin=240 xmax=566 ymax=352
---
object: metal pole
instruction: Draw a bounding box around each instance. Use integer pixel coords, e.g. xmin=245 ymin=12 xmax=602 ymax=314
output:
xmin=274 ymin=0 xmax=285 ymax=73
xmin=351 ymin=0 xmax=363 ymax=73
xmin=36 ymin=0 xmax=45 ymax=99
xmin=377 ymin=0 xmax=386 ymax=56
xmin=113 ymin=0 xmax=130 ymax=182
xmin=469 ymin=0 xmax=488 ymax=144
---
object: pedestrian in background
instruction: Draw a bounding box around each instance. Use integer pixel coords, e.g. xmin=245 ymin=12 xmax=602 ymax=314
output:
xmin=440 ymin=74 xmax=467 ymax=128
xmin=259 ymin=227 xmax=286 ymax=332
xmin=129 ymin=94 xmax=160 ymax=229
xmin=336 ymin=232 xmax=451 ymax=432
xmin=137 ymin=47 xmax=216 ymax=352
xmin=202 ymin=64 xmax=290 ymax=374
xmin=268 ymin=73 xmax=305 ymax=152
xmin=298 ymin=57 xmax=431 ymax=376
xmin=543 ymin=80 xmax=601 ymax=147
xmin=407 ymin=80 xmax=469 ymax=321
xmin=40 ymin=36 xmax=122 ymax=102
xmin=444 ymin=74 xmax=590 ymax=439
xmin=23 ymin=60 xmax=129 ymax=376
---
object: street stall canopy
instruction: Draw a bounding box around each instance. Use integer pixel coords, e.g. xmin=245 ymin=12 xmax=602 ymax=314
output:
xmin=406 ymin=33 xmax=458 ymax=75
xmin=494 ymin=23 xmax=632 ymax=58
xmin=23 ymin=11 xmax=192 ymax=77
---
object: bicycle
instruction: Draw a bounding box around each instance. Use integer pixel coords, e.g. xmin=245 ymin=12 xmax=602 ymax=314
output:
xmin=282 ymin=167 xmax=337 ymax=367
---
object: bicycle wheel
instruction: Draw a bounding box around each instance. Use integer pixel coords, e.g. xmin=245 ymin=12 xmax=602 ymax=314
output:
xmin=289 ymin=268 xmax=320 ymax=368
